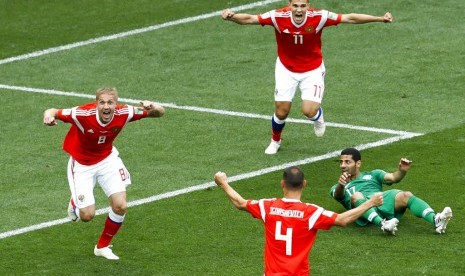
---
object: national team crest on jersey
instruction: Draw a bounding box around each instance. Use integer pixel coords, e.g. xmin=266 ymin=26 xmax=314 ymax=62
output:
xmin=305 ymin=26 xmax=314 ymax=33
xmin=112 ymin=127 xmax=121 ymax=133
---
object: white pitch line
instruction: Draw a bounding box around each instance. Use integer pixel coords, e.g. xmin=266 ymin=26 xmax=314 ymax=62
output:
xmin=0 ymin=132 xmax=421 ymax=240
xmin=0 ymin=0 xmax=425 ymax=241
xmin=0 ymin=83 xmax=423 ymax=137
xmin=0 ymin=84 xmax=422 ymax=238
xmin=0 ymin=0 xmax=282 ymax=66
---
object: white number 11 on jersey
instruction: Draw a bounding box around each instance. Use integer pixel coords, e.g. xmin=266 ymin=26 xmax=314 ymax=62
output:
xmin=275 ymin=221 xmax=293 ymax=255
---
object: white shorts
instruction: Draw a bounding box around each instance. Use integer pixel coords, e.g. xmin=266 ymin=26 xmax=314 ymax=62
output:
xmin=274 ymin=57 xmax=326 ymax=103
xmin=67 ymin=147 xmax=131 ymax=209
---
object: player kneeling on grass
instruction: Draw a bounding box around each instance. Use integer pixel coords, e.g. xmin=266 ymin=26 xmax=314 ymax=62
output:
xmin=43 ymin=87 xmax=165 ymax=260
xmin=214 ymin=167 xmax=383 ymax=276
xmin=330 ymin=148 xmax=452 ymax=235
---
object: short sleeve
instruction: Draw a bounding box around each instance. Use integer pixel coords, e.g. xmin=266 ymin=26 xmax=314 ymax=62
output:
xmin=325 ymin=11 xmax=342 ymax=26
xmin=246 ymin=199 xmax=263 ymax=219
xmin=258 ymin=11 xmax=273 ymax=26
xmin=57 ymin=108 xmax=75 ymax=124
xmin=372 ymin=169 xmax=387 ymax=184
xmin=310 ymin=208 xmax=337 ymax=230
xmin=130 ymin=105 xmax=148 ymax=122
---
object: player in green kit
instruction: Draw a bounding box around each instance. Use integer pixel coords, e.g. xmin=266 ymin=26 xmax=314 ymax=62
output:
xmin=329 ymin=148 xmax=452 ymax=235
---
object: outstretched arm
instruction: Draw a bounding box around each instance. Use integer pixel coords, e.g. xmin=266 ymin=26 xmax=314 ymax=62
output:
xmin=341 ymin=12 xmax=393 ymax=24
xmin=384 ymin=158 xmax=412 ymax=184
xmin=221 ymin=8 xmax=260 ymax=25
xmin=214 ymin=171 xmax=248 ymax=211
xmin=333 ymin=193 xmax=383 ymax=226
xmin=137 ymin=101 xmax=165 ymax=118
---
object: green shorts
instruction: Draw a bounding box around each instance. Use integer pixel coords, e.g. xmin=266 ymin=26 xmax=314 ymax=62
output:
xmin=355 ymin=189 xmax=406 ymax=227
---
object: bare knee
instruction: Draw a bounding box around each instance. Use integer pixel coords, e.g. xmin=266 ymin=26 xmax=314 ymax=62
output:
xmin=79 ymin=211 xmax=95 ymax=222
xmin=112 ymin=202 xmax=127 ymax=216
xmin=301 ymin=101 xmax=320 ymax=118
xmin=396 ymin=191 xmax=413 ymax=206
xmin=302 ymin=109 xmax=318 ymax=118
xmin=275 ymin=102 xmax=291 ymax=120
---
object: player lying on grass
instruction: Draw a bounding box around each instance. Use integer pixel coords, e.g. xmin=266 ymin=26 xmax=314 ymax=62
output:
xmin=330 ymin=148 xmax=452 ymax=235
xmin=43 ymin=87 xmax=164 ymax=260
xmin=215 ymin=167 xmax=383 ymax=275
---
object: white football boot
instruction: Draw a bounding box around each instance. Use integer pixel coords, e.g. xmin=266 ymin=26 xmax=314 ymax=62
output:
xmin=435 ymin=207 xmax=452 ymax=234
xmin=381 ymin=218 xmax=399 ymax=235
xmin=94 ymin=245 xmax=120 ymax=260
xmin=313 ymin=112 xmax=326 ymax=137
xmin=265 ymin=139 xmax=281 ymax=155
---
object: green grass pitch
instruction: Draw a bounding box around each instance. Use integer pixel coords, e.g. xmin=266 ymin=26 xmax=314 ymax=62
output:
xmin=0 ymin=0 xmax=464 ymax=275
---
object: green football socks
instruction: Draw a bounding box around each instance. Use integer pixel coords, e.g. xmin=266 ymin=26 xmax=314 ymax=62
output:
xmin=407 ymin=195 xmax=435 ymax=225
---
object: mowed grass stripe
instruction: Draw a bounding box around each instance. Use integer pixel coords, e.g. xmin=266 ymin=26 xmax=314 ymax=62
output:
xmin=0 ymin=0 xmax=282 ymax=66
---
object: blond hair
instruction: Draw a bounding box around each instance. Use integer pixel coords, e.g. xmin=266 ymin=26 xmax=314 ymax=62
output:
xmin=95 ymin=87 xmax=118 ymax=101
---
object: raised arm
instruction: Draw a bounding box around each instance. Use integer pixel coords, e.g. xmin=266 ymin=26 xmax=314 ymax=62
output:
xmin=332 ymin=172 xmax=351 ymax=201
xmin=137 ymin=101 xmax=165 ymax=118
xmin=214 ymin=171 xmax=248 ymax=211
xmin=384 ymin=158 xmax=412 ymax=184
xmin=341 ymin=12 xmax=393 ymax=24
xmin=221 ymin=8 xmax=260 ymax=25
xmin=333 ymin=193 xmax=383 ymax=226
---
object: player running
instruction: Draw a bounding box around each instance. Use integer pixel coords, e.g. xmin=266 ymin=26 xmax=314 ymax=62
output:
xmin=43 ymin=87 xmax=165 ymax=260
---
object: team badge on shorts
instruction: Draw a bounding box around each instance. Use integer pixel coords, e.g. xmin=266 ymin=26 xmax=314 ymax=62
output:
xmin=78 ymin=194 xmax=85 ymax=203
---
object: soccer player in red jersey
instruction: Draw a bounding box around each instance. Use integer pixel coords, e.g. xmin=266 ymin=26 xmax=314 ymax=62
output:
xmin=214 ymin=166 xmax=383 ymax=275
xmin=221 ymin=1 xmax=393 ymax=154
xmin=43 ymin=87 xmax=164 ymax=260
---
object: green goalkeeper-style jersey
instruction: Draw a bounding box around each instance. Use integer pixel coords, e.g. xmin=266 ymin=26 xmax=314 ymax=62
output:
xmin=329 ymin=169 xmax=393 ymax=210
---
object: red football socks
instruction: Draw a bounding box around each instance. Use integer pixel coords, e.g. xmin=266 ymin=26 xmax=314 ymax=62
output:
xmin=96 ymin=216 xmax=122 ymax=249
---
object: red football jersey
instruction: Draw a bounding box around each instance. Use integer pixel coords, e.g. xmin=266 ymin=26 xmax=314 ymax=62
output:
xmin=247 ymin=198 xmax=337 ymax=276
xmin=57 ymin=102 xmax=147 ymax=165
xmin=258 ymin=8 xmax=342 ymax=73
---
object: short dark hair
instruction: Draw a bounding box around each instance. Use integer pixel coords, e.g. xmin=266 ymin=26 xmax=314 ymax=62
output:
xmin=283 ymin=166 xmax=305 ymax=189
xmin=340 ymin=148 xmax=361 ymax=162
